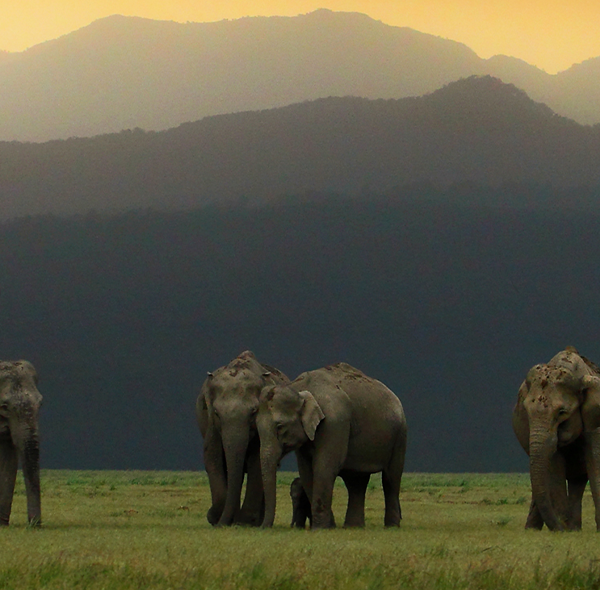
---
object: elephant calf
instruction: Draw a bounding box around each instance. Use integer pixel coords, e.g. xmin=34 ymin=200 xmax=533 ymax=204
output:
xmin=0 ymin=360 xmax=42 ymax=526
xmin=290 ymin=477 xmax=311 ymax=528
xmin=258 ymin=362 xmax=407 ymax=529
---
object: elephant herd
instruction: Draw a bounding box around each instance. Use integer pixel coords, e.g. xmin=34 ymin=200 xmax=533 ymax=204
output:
xmin=1 ymin=347 xmax=600 ymax=531
xmin=197 ymin=352 xmax=407 ymax=529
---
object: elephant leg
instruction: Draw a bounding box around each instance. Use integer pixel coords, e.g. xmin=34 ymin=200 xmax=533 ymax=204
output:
xmin=238 ymin=444 xmax=264 ymax=526
xmin=296 ymin=452 xmax=316 ymax=529
xmin=566 ymin=475 xmax=588 ymax=531
xmin=549 ymin=452 xmax=570 ymax=526
xmin=0 ymin=441 xmax=18 ymax=526
xmin=382 ymin=439 xmax=405 ymax=527
xmin=585 ymin=429 xmax=600 ymax=531
xmin=525 ymin=497 xmax=544 ymax=530
xmin=311 ymin=473 xmax=336 ymax=529
xmin=311 ymin=453 xmax=342 ymax=529
xmin=290 ymin=478 xmax=311 ymax=528
xmin=204 ymin=437 xmax=227 ymax=526
xmin=341 ymin=472 xmax=369 ymax=527
xmin=309 ymin=432 xmax=350 ymax=530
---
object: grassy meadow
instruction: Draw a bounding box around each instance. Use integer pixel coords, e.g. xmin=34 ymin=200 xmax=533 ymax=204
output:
xmin=2 ymin=471 xmax=600 ymax=589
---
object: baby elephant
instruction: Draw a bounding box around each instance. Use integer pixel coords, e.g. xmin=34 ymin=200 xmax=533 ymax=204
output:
xmin=290 ymin=477 xmax=311 ymax=528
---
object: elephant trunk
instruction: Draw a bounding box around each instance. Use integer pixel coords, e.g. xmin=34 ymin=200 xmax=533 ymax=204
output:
xmin=218 ymin=426 xmax=250 ymax=526
xmin=529 ymin=428 xmax=565 ymax=532
xmin=12 ymin=427 xmax=41 ymax=526
xmin=260 ymin=430 xmax=283 ymax=528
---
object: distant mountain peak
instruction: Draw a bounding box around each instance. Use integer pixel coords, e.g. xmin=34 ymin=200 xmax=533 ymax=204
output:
xmin=428 ymin=75 xmax=559 ymax=120
xmin=1 ymin=12 xmax=598 ymax=141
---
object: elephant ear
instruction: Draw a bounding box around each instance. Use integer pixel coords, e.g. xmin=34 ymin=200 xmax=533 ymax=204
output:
xmin=260 ymin=384 xmax=277 ymax=403
xmin=581 ymin=375 xmax=600 ymax=430
xmin=298 ymin=390 xmax=324 ymax=441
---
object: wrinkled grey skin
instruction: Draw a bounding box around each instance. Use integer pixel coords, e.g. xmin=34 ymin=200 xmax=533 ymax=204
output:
xmin=513 ymin=347 xmax=600 ymax=531
xmin=290 ymin=476 xmax=311 ymax=528
xmin=0 ymin=361 xmax=42 ymax=527
xmin=258 ymin=362 xmax=407 ymax=529
xmin=196 ymin=351 xmax=288 ymax=526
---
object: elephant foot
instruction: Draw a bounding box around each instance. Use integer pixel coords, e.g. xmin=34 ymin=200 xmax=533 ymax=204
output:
xmin=343 ymin=515 xmax=365 ymax=528
xmin=525 ymin=511 xmax=544 ymax=530
xmin=235 ymin=511 xmax=262 ymax=527
xmin=206 ymin=506 xmax=221 ymax=526
xmin=566 ymin=520 xmax=582 ymax=532
xmin=311 ymin=516 xmax=336 ymax=530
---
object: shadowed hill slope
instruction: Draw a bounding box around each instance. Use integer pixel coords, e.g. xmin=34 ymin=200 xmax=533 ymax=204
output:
xmin=2 ymin=198 xmax=600 ymax=471
xmin=1 ymin=77 xmax=599 ymax=219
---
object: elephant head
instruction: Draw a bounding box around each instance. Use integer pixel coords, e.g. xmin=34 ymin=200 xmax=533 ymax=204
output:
xmin=0 ymin=360 xmax=42 ymax=526
xmin=198 ymin=351 xmax=288 ymax=526
xmin=257 ymin=383 xmax=324 ymax=527
xmin=513 ymin=347 xmax=600 ymax=531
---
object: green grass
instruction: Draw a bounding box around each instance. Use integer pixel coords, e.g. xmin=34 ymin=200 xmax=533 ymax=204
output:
xmin=2 ymin=471 xmax=600 ymax=588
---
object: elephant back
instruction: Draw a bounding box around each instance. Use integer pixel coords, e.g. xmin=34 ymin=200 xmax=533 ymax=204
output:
xmin=260 ymin=364 xmax=290 ymax=386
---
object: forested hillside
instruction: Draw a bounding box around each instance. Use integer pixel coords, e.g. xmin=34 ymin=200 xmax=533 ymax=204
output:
xmin=2 ymin=77 xmax=600 ymax=219
xmin=2 ymin=195 xmax=599 ymax=471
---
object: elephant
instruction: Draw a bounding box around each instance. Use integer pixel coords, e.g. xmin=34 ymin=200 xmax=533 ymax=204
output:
xmin=0 ymin=360 xmax=42 ymax=526
xmin=512 ymin=346 xmax=600 ymax=531
xmin=257 ymin=362 xmax=407 ymax=529
xmin=290 ymin=476 xmax=311 ymax=528
xmin=196 ymin=351 xmax=288 ymax=526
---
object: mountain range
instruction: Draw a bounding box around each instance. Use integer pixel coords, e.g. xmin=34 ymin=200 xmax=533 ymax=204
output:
xmin=1 ymin=9 xmax=599 ymax=142
xmin=1 ymin=76 xmax=599 ymax=219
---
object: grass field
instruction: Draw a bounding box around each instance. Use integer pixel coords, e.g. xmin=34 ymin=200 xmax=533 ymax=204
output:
xmin=2 ymin=471 xmax=600 ymax=589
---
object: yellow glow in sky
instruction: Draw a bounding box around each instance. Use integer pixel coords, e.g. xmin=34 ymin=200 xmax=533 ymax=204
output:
xmin=2 ymin=1 xmax=600 ymax=74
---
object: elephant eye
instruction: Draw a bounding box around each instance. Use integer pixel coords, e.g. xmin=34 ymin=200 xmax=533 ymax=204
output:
xmin=558 ymin=408 xmax=569 ymax=416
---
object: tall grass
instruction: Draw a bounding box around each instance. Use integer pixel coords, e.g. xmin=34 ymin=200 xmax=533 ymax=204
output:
xmin=1 ymin=472 xmax=600 ymax=589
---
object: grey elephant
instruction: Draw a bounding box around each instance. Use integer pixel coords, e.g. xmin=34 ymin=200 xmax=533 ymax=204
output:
xmin=257 ymin=362 xmax=407 ymax=529
xmin=512 ymin=346 xmax=600 ymax=531
xmin=290 ymin=476 xmax=311 ymax=528
xmin=196 ymin=351 xmax=288 ymax=526
xmin=0 ymin=360 xmax=42 ymax=526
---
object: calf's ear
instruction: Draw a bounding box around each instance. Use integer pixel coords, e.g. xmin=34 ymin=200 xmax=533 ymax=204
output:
xmin=298 ymin=390 xmax=324 ymax=441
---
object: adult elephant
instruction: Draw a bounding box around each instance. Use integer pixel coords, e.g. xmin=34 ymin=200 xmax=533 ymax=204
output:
xmin=512 ymin=346 xmax=600 ymax=531
xmin=196 ymin=351 xmax=288 ymax=526
xmin=257 ymin=362 xmax=407 ymax=529
xmin=0 ymin=360 xmax=42 ymax=526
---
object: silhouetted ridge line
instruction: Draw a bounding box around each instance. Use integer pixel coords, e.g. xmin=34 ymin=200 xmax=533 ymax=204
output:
xmin=1 ymin=77 xmax=599 ymax=218
xmin=2 ymin=10 xmax=600 ymax=142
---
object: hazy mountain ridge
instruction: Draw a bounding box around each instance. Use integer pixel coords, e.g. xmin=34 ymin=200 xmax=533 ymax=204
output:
xmin=1 ymin=9 xmax=598 ymax=142
xmin=1 ymin=76 xmax=599 ymax=219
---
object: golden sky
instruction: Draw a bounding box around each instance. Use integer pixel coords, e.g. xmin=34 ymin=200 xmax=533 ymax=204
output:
xmin=2 ymin=1 xmax=599 ymax=73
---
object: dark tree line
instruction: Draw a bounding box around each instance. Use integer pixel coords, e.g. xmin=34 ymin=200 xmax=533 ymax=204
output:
xmin=1 ymin=190 xmax=600 ymax=471
xmin=2 ymin=77 xmax=600 ymax=219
